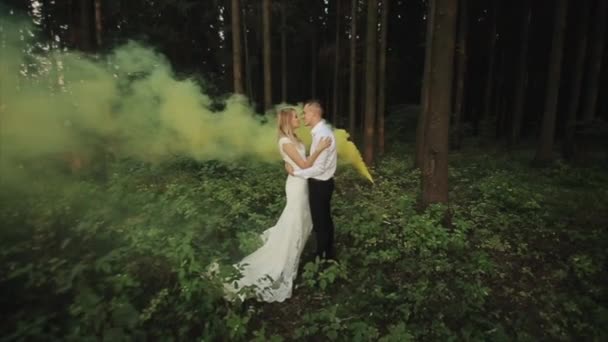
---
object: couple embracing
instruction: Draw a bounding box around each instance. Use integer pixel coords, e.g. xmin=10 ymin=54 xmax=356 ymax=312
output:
xmin=218 ymin=100 xmax=338 ymax=303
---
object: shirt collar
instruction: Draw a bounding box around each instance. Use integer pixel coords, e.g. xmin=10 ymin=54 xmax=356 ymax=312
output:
xmin=311 ymin=120 xmax=325 ymax=135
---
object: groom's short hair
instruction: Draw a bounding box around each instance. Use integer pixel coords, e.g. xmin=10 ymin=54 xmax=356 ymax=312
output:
xmin=304 ymin=99 xmax=324 ymax=117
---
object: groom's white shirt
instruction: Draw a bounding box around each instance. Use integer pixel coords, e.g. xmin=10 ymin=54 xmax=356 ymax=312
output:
xmin=294 ymin=120 xmax=337 ymax=180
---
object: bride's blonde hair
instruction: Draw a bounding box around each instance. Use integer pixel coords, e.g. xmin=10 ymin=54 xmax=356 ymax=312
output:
xmin=277 ymin=108 xmax=300 ymax=142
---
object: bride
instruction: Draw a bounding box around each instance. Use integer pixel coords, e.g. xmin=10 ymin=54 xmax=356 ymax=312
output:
xmin=213 ymin=107 xmax=331 ymax=302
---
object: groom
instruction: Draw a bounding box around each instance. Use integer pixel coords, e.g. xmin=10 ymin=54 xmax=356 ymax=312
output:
xmin=287 ymin=100 xmax=338 ymax=261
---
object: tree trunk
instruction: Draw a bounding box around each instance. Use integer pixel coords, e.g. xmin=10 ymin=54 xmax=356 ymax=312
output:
xmin=563 ymin=0 xmax=591 ymax=159
xmin=332 ymin=0 xmax=342 ymax=125
xmin=452 ymin=0 xmax=467 ymax=150
xmin=262 ymin=0 xmax=272 ymax=110
xmin=511 ymin=1 xmax=531 ymax=146
xmin=581 ymin=0 xmax=607 ymax=122
xmin=421 ymin=0 xmax=458 ymax=208
xmin=363 ymin=0 xmax=378 ymax=165
xmin=495 ymin=49 xmax=506 ymax=139
xmin=415 ymin=0 xmax=436 ymax=169
xmin=79 ymin=0 xmax=93 ymax=51
xmin=242 ymin=5 xmax=254 ymax=101
xmin=481 ymin=0 xmax=497 ymax=125
xmin=311 ymin=29 xmax=317 ymax=99
xmin=231 ymin=0 xmax=244 ymax=94
xmin=349 ymin=0 xmax=358 ymax=140
xmin=534 ymin=0 xmax=568 ymax=164
xmin=377 ymin=0 xmax=389 ymax=156
xmin=93 ymin=0 xmax=102 ymax=48
xmin=281 ymin=1 xmax=287 ymax=102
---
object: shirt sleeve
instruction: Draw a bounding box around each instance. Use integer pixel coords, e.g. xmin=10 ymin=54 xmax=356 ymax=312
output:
xmin=293 ymin=133 xmax=334 ymax=179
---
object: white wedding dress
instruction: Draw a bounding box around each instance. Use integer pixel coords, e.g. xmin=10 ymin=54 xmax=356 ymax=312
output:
xmin=221 ymin=137 xmax=313 ymax=302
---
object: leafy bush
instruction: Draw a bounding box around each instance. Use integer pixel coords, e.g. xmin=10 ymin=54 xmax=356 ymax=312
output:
xmin=1 ymin=147 xmax=607 ymax=340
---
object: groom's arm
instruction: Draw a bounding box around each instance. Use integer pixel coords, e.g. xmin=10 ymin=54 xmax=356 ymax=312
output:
xmin=293 ymin=134 xmax=334 ymax=179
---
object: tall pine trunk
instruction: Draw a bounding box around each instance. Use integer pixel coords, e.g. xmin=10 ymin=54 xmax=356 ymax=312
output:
xmin=281 ymin=2 xmax=287 ymax=102
xmin=415 ymin=0 xmax=436 ymax=169
xmin=332 ymin=0 xmax=342 ymax=125
xmin=377 ymin=0 xmax=389 ymax=156
xmin=311 ymin=27 xmax=317 ymax=99
xmin=481 ymin=0 xmax=497 ymax=128
xmin=452 ymin=0 xmax=467 ymax=150
xmin=363 ymin=0 xmax=378 ymax=165
xmin=422 ymin=0 xmax=458 ymax=208
xmin=242 ymin=5 xmax=254 ymax=101
xmin=534 ymin=0 xmax=568 ymax=164
xmin=231 ymin=0 xmax=244 ymax=94
xmin=349 ymin=0 xmax=358 ymax=139
xmin=581 ymin=0 xmax=607 ymax=122
xmin=262 ymin=0 xmax=272 ymax=110
xmin=511 ymin=1 xmax=531 ymax=146
xmin=93 ymin=0 xmax=102 ymax=47
xmin=79 ymin=0 xmax=93 ymax=51
xmin=563 ymin=0 xmax=591 ymax=159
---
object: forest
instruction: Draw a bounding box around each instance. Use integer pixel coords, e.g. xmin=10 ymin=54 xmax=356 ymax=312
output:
xmin=0 ymin=0 xmax=607 ymax=340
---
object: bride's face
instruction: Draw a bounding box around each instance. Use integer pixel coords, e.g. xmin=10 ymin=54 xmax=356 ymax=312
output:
xmin=290 ymin=112 xmax=301 ymax=129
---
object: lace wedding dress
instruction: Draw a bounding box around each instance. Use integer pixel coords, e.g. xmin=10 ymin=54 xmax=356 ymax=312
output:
xmin=220 ymin=137 xmax=313 ymax=302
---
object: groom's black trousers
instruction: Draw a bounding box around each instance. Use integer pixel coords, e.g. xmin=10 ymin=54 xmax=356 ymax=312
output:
xmin=308 ymin=177 xmax=335 ymax=260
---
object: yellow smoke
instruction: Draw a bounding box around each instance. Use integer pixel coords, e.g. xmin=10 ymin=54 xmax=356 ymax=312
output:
xmin=0 ymin=15 xmax=372 ymax=184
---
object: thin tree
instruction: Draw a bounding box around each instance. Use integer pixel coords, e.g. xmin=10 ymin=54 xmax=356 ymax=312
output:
xmin=281 ymin=1 xmax=287 ymax=102
xmin=421 ymin=0 xmax=458 ymax=208
xmin=415 ymin=0 xmax=436 ymax=169
xmin=534 ymin=0 xmax=568 ymax=164
xmin=231 ymin=0 xmax=244 ymax=94
xmin=481 ymin=0 xmax=497 ymax=128
xmin=332 ymin=0 xmax=342 ymax=124
xmin=349 ymin=0 xmax=357 ymax=139
xmin=363 ymin=0 xmax=378 ymax=165
xmin=581 ymin=0 xmax=607 ymax=122
xmin=452 ymin=0 xmax=468 ymax=149
xmin=563 ymin=0 xmax=591 ymax=159
xmin=79 ymin=0 xmax=93 ymax=51
xmin=311 ymin=13 xmax=318 ymax=99
xmin=242 ymin=4 xmax=254 ymax=100
xmin=377 ymin=0 xmax=389 ymax=156
xmin=510 ymin=1 xmax=531 ymax=146
xmin=262 ymin=0 xmax=272 ymax=110
xmin=93 ymin=0 xmax=102 ymax=47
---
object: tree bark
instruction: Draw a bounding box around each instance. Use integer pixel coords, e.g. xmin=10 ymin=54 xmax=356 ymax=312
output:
xmin=231 ymin=0 xmax=245 ymax=94
xmin=332 ymin=0 xmax=342 ymax=124
xmin=581 ymin=0 xmax=607 ymax=122
xmin=377 ymin=0 xmax=389 ymax=156
xmin=452 ymin=0 xmax=467 ymax=150
xmin=93 ymin=0 xmax=102 ymax=48
xmin=79 ymin=0 xmax=93 ymax=51
xmin=563 ymin=0 xmax=592 ymax=159
xmin=415 ymin=0 xmax=436 ymax=169
xmin=242 ymin=5 xmax=254 ymax=101
xmin=363 ymin=0 xmax=378 ymax=165
xmin=349 ymin=0 xmax=358 ymax=140
xmin=421 ymin=0 xmax=458 ymax=208
xmin=281 ymin=1 xmax=287 ymax=102
xmin=481 ymin=0 xmax=497 ymax=125
xmin=311 ymin=27 xmax=317 ymax=99
xmin=511 ymin=1 xmax=531 ymax=146
xmin=262 ymin=0 xmax=272 ymax=110
xmin=534 ymin=0 xmax=568 ymax=164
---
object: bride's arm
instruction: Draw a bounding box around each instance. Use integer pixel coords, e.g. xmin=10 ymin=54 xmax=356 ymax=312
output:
xmin=282 ymin=138 xmax=331 ymax=169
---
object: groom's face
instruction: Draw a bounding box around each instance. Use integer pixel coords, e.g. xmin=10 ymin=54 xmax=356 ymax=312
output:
xmin=303 ymin=106 xmax=315 ymax=126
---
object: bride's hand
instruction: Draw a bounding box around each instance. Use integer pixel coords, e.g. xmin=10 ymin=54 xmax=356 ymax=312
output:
xmin=318 ymin=137 xmax=332 ymax=151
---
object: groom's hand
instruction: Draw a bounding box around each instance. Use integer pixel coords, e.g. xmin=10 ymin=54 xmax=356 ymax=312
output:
xmin=285 ymin=163 xmax=294 ymax=176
